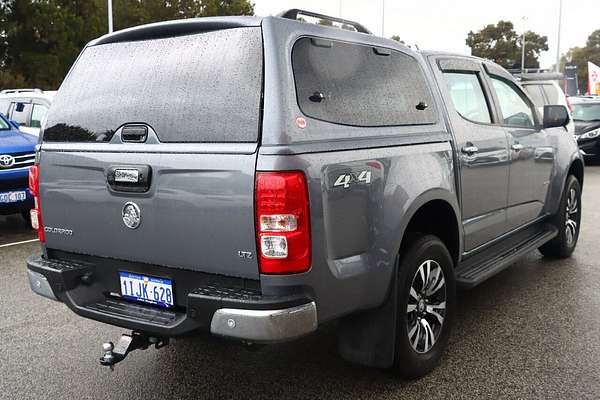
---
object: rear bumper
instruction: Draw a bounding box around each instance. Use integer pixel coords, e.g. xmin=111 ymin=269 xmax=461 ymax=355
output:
xmin=26 ymin=254 xmax=317 ymax=342
xmin=210 ymin=302 xmax=317 ymax=342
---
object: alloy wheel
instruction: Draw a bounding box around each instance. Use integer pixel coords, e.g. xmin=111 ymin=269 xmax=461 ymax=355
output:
xmin=406 ymin=260 xmax=447 ymax=354
xmin=565 ymin=187 xmax=579 ymax=246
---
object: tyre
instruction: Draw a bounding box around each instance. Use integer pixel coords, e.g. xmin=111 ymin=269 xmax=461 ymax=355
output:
xmin=538 ymin=175 xmax=582 ymax=258
xmin=393 ymin=234 xmax=455 ymax=378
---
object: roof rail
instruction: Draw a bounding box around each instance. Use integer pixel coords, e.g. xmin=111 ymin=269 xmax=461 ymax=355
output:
xmin=278 ymin=9 xmax=372 ymax=34
xmin=516 ymin=72 xmax=564 ymax=81
xmin=0 ymin=88 xmax=43 ymax=94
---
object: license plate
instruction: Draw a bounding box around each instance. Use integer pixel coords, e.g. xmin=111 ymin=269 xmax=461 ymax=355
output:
xmin=0 ymin=190 xmax=27 ymax=204
xmin=119 ymin=272 xmax=174 ymax=308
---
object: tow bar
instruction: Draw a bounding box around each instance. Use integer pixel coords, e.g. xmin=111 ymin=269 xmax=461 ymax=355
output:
xmin=99 ymin=332 xmax=169 ymax=370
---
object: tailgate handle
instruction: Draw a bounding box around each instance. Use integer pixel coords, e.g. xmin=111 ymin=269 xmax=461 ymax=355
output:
xmin=107 ymin=165 xmax=152 ymax=193
xmin=121 ymin=126 xmax=148 ymax=143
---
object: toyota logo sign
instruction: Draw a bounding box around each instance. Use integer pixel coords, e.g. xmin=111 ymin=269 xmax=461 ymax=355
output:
xmin=0 ymin=154 xmax=15 ymax=168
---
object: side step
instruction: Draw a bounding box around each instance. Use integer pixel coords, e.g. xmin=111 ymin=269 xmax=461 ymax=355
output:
xmin=456 ymin=225 xmax=558 ymax=288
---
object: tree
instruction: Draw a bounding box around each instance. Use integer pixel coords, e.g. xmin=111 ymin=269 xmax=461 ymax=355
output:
xmin=560 ymin=29 xmax=600 ymax=94
xmin=0 ymin=0 xmax=105 ymax=89
xmin=390 ymin=35 xmax=405 ymax=45
xmin=586 ymin=29 xmax=600 ymax=49
xmin=0 ymin=70 xmax=26 ymax=89
xmin=111 ymin=0 xmax=254 ymax=30
xmin=0 ymin=0 xmax=255 ymax=89
xmin=466 ymin=20 xmax=548 ymax=69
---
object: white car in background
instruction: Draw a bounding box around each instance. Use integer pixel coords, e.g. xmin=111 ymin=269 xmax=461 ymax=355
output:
xmin=519 ymin=74 xmax=575 ymax=135
xmin=0 ymin=89 xmax=55 ymax=136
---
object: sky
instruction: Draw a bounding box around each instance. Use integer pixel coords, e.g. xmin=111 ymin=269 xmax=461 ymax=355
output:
xmin=253 ymin=0 xmax=599 ymax=69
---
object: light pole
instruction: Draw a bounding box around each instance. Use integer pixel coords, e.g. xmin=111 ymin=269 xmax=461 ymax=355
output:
xmin=556 ymin=0 xmax=563 ymax=72
xmin=108 ymin=0 xmax=113 ymax=33
xmin=521 ymin=16 xmax=527 ymax=72
xmin=339 ymin=0 xmax=342 ymax=17
xmin=381 ymin=0 xmax=385 ymax=37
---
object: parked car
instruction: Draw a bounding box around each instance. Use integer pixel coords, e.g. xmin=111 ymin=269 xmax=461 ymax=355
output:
xmin=0 ymin=90 xmax=55 ymax=136
xmin=0 ymin=112 xmax=36 ymax=218
xmin=520 ymin=75 xmax=575 ymax=135
xmin=25 ymin=10 xmax=583 ymax=377
xmin=0 ymin=112 xmax=21 ymax=130
xmin=570 ymin=96 xmax=600 ymax=160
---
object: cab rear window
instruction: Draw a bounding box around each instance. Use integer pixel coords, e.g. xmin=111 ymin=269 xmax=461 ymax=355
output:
xmin=43 ymin=28 xmax=263 ymax=143
xmin=292 ymin=37 xmax=436 ymax=127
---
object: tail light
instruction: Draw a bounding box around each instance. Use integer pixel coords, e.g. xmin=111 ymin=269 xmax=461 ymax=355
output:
xmin=255 ymin=171 xmax=311 ymax=274
xmin=28 ymin=165 xmax=45 ymax=242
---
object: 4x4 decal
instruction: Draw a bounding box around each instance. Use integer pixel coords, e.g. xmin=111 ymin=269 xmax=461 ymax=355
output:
xmin=333 ymin=170 xmax=372 ymax=189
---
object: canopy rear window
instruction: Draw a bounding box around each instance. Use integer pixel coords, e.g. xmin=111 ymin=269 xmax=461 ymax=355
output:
xmin=292 ymin=37 xmax=436 ymax=127
xmin=43 ymin=27 xmax=263 ymax=143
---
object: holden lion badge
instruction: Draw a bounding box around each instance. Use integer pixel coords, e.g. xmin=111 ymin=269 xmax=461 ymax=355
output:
xmin=122 ymin=202 xmax=141 ymax=229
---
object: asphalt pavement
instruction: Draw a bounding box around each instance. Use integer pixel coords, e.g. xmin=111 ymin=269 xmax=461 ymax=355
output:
xmin=1 ymin=166 xmax=599 ymax=400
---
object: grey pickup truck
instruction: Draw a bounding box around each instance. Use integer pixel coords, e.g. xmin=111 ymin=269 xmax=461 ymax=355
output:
xmin=26 ymin=10 xmax=583 ymax=377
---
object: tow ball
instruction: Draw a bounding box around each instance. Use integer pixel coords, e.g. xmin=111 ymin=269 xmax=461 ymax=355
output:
xmin=99 ymin=331 xmax=169 ymax=370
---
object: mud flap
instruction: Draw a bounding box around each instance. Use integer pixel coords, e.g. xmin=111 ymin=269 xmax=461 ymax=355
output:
xmin=337 ymin=256 xmax=398 ymax=369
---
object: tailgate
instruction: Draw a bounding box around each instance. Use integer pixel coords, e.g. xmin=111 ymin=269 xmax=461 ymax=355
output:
xmin=37 ymin=26 xmax=264 ymax=279
xmin=39 ymin=144 xmax=259 ymax=279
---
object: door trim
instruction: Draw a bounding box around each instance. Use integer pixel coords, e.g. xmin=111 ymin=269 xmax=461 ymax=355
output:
xmin=462 ymin=213 xmax=550 ymax=259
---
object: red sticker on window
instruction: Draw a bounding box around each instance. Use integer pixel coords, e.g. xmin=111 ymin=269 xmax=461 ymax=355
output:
xmin=295 ymin=116 xmax=307 ymax=129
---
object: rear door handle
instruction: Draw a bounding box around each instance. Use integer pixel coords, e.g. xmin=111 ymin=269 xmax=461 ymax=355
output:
xmin=461 ymin=145 xmax=479 ymax=155
xmin=511 ymin=143 xmax=524 ymax=151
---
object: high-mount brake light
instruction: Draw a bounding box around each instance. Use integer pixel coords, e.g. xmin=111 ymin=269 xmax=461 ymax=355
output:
xmin=28 ymin=165 xmax=44 ymax=242
xmin=255 ymin=171 xmax=311 ymax=274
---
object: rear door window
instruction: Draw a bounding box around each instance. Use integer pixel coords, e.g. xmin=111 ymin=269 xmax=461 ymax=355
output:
xmin=0 ymin=99 xmax=10 ymax=115
xmin=10 ymin=102 xmax=32 ymax=126
xmin=443 ymin=72 xmax=492 ymax=124
xmin=292 ymin=38 xmax=436 ymax=126
xmin=31 ymin=104 xmax=48 ymax=128
xmin=490 ymin=78 xmax=535 ymax=128
xmin=44 ymin=27 xmax=263 ymax=143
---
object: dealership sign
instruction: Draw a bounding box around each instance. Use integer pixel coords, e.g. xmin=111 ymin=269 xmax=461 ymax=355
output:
xmin=590 ymin=62 xmax=600 ymax=95
xmin=564 ymin=63 xmax=578 ymax=96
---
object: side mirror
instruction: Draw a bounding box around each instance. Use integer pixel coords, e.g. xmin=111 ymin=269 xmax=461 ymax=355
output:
xmin=543 ymin=105 xmax=570 ymax=129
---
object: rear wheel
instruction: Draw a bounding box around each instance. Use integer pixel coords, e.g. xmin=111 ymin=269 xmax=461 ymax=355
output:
xmin=393 ymin=235 xmax=455 ymax=378
xmin=539 ymin=175 xmax=581 ymax=258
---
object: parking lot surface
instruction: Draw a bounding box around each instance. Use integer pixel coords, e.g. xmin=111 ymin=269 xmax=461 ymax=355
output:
xmin=1 ymin=166 xmax=599 ymax=400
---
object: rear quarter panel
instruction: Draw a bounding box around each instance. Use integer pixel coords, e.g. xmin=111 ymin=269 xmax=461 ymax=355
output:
xmin=257 ymin=143 xmax=458 ymax=322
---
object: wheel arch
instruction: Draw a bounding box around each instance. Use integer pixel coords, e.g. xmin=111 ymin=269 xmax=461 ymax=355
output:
xmin=568 ymin=158 xmax=584 ymax=188
xmin=337 ymin=189 xmax=461 ymax=370
xmin=396 ymin=190 xmax=462 ymax=267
